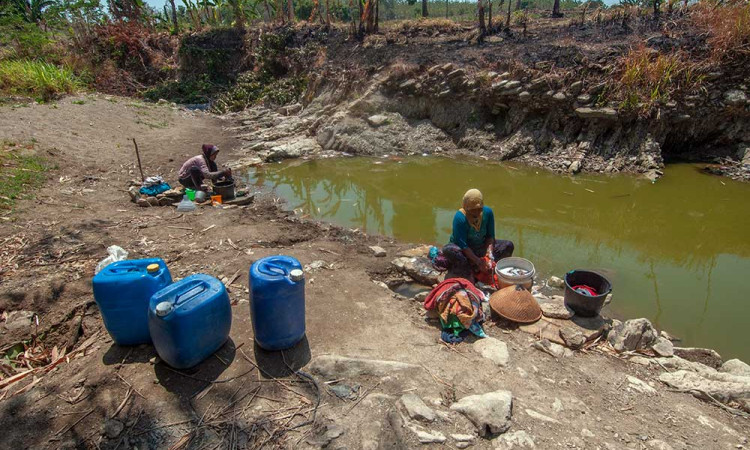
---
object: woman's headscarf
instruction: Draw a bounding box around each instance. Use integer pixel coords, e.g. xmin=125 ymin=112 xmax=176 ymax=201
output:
xmin=202 ymin=144 xmax=219 ymax=172
xmin=460 ymin=189 xmax=484 ymax=231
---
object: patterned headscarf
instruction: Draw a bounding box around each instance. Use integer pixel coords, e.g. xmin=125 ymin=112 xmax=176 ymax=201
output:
xmin=201 ymin=144 xmax=219 ymax=172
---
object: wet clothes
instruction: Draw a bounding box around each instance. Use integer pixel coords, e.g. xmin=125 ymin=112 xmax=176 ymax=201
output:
xmin=425 ymin=278 xmax=487 ymax=339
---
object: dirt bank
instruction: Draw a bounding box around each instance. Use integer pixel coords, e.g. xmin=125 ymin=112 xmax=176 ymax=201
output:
xmin=1 ymin=96 xmax=748 ymax=449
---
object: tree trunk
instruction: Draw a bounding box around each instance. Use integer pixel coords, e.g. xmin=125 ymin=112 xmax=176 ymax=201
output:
xmin=233 ymin=0 xmax=245 ymax=28
xmin=169 ymin=0 xmax=179 ymax=33
xmin=422 ymin=0 xmax=428 ymax=17
xmin=505 ymin=0 xmax=511 ymax=28
xmin=264 ymin=0 xmax=272 ymax=22
xmin=277 ymin=0 xmax=284 ymax=23
xmin=374 ymin=0 xmax=379 ymax=31
xmin=349 ymin=0 xmax=357 ymax=35
xmin=310 ymin=0 xmax=319 ymax=21
xmin=326 ymin=0 xmax=332 ymax=25
xmin=358 ymin=0 xmax=364 ymax=34
xmin=515 ymin=0 xmax=520 ymax=12
xmin=287 ymin=0 xmax=294 ymax=23
xmin=552 ymin=0 xmax=560 ymax=17
xmin=653 ymin=0 xmax=660 ymax=17
xmin=478 ymin=0 xmax=486 ymax=38
xmin=488 ymin=1 xmax=492 ymax=30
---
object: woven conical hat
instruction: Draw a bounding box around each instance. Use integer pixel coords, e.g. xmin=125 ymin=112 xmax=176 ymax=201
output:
xmin=489 ymin=285 xmax=542 ymax=324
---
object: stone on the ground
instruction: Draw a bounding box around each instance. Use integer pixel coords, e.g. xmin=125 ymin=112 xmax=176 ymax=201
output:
xmin=400 ymin=394 xmax=435 ymax=422
xmin=552 ymin=398 xmax=563 ymax=412
xmin=607 ymin=318 xmax=658 ymax=352
xmin=673 ymin=347 xmax=723 ymax=369
xmin=473 ymin=337 xmax=510 ymax=367
xmin=146 ymin=196 xmax=160 ymax=206
xmin=569 ymin=81 xmax=584 ymax=96
xmin=450 ymin=389 xmax=513 ymax=437
xmin=559 ymin=327 xmax=586 ymax=350
xmin=308 ymin=355 xmax=419 ymax=379
xmin=724 ymin=89 xmax=747 ymax=107
xmin=532 ymin=339 xmax=567 ymax=358
xmin=647 ymin=439 xmax=675 ymax=450
xmin=158 ymin=197 xmax=176 ymax=206
xmin=127 ymin=186 xmax=140 ymax=202
xmin=451 ymin=434 xmax=475 ymax=442
xmin=518 ymin=91 xmax=531 ymax=102
xmin=651 ymin=337 xmax=674 ymax=357
xmin=568 ymin=160 xmax=582 ymax=174
xmin=369 ymin=246 xmax=387 ymax=257
xmin=547 ymin=276 xmax=565 ymax=289
xmin=407 ymin=425 xmax=446 ymax=444
xmin=538 ymin=295 xmax=574 ymax=319
xmin=329 ymin=383 xmax=358 ymax=400
xmin=553 ymin=92 xmax=567 ymax=101
xmin=575 ymin=107 xmax=618 ymax=120
xmin=720 ymin=359 xmax=750 ymax=377
xmin=367 ymin=115 xmax=389 ymax=127
xmin=414 ymin=291 xmax=429 ymax=303
xmin=659 ymin=369 xmax=750 ymax=405
xmin=136 ymin=198 xmax=150 ymax=207
xmin=494 ymin=430 xmax=536 ymax=449
xmin=2 ymin=310 xmax=34 ymax=331
xmin=306 ymin=423 xmax=345 ymax=447
xmin=264 ymin=138 xmax=319 ymax=161
xmin=391 ymin=257 xmax=441 ymax=285
xmin=103 ymin=419 xmax=124 ymax=439
xmin=660 ymin=330 xmax=679 ymax=341
xmin=581 ymin=428 xmax=595 ymax=438
xmin=627 ymin=375 xmax=657 ymax=395
xmin=398 ymin=245 xmax=432 ymax=257
xmin=525 ymin=409 xmax=560 ymax=423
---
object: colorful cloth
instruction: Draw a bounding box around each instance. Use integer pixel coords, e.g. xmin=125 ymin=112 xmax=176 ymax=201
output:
xmin=572 ymin=285 xmax=598 ymax=296
xmin=424 ymin=278 xmax=485 ymax=311
xmin=139 ymin=181 xmax=171 ymax=196
xmin=425 ymin=278 xmax=487 ymax=339
xmin=440 ymin=240 xmax=515 ymax=281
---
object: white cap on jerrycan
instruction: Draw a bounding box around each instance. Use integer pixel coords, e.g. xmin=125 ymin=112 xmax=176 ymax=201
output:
xmin=155 ymin=301 xmax=174 ymax=317
xmin=289 ymin=269 xmax=304 ymax=282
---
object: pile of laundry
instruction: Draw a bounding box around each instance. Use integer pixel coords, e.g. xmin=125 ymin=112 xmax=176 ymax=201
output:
xmin=423 ymin=278 xmax=487 ymax=344
xmin=126 ymin=176 xmax=184 ymax=207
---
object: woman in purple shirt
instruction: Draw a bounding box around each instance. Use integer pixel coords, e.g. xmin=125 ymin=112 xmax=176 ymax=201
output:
xmin=178 ymin=144 xmax=232 ymax=192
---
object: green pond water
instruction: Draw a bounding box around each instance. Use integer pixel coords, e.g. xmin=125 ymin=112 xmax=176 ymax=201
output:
xmin=245 ymin=157 xmax=750 ymax=362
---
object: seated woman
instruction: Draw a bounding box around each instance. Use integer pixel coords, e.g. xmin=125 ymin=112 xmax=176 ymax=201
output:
xmin=441 ymin=189 xmax=514 ymax=281
xmin=178 ymin=144 xmax=232 ymax=193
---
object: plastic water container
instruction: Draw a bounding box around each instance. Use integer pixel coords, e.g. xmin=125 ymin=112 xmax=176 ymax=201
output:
xmin=249 ymin=256 xmax=305 ymax=351
xmin=148 ymin=274 xmax=231 ymax=369
xmin=495 ymin=257 xmax=536 ymax=290
xmin=176 ymin=195 xmax=196 ymax=212
xmin=92 ymin=258 xmax=172 ymax=345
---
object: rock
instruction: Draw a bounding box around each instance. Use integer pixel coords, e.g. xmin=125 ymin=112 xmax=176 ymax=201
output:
xmin=607 ymin=318 xmax=658 ymax=352
xmin=559 ymin=328 xmax=586 ymax=350
xmin=369 ymin=246 xmax=387 ymax=257
xmin=659 ymin=330 xmax=679 ymax=341
xmin=673 ymin=347 xmax=723 ymax=369
xmin=538 ymin=296 xmax=574 ymax=320
xmin=305 ymin=260 xmax=326 ymax=271
xmin=569 ymin=81 xmax=584 ymax=96
xmin=581 ymin=428 xmax=595 ymax=438
xmin=329 ymin=383 xmax=358 ymax=400
xmin=158 ymin=197 xmax=176 ymax=206
xmin=451 ymin=434 xmax=475 ymax=443
xmin=547 ymin=276 xmax=565 ymax=289
xmin=308 ymin=355 xmax=419 ymax=379
xmin=575 ymin=107 xmax=618 ymax=120
xmin=408 ymin=426 xmax=446 ymax=444
xmin=400 ymin=394 xmax=435 ymax=422
xmin=647 ymin=439 xmax=674 ymax=450
xmin=136 ymin=198 xmax=150 ymax=207
xmin=532 ymin=339 xmax=567 ymax=358
xmin=162 ymin=188 xmax=184 ymax=199
xmin=223 ymin=194 xmax=255 ymax=206
xmin=398 ymin=245 xmax=431 ymax=257
xmin=525 ymin=409 xmax=560 ymax=423
xmin=627 ymin=375 xmax=657 ymax=395
xmin=576 ymin=94 xmax=592 ymax=104
xmin=414 ymin=291 xmax=429 ymax=303
xmin=103 ymin=419 xmax=124 ymax=439
xmin=568 ymin=160 xmax=582 ymax=174
xmin=399 ymin=79 xmax=417 ymax=91
xmin=472 ymin=337 xmax=510 ymax=367
xmin=391 ymin=257 xmax=441 ymax=285
xmin=552 ymin=398 xmax=563 ymax=412
xmin=127 ymin=186 xmax=140 ymax=202
xmin=504 ymin=80 xmax=521 ymax=90
xmin=264 ymin=138 xmax=319 ymax=161
xmin=3 ymin=310 xmax=34 ymax=331
xmin=553 ymin=92 xmax=567 ymax=101
xmin=518 ymin=91 xmax=531 ymax=102
xmin=644 ymin=169 xmax=663 ymax=182
xmin=367 ymin=115 xmax=389 ymax=127
xmin=307 ymin=423 xmax=345 ymax=447
xmin=146 ymin=196 xmax=160 ymax=206
xmin=720 ymin=359 xmax=750 ymax=377
xmin=495 ymin=430 xmax=536 ymax=448
xmin=723 ymin=90 xmax=747 ymax=107
xmin=651 ymin=337 xmax=674 ymax=357
xmin=450 ymin=389 xmax=513 ymax=437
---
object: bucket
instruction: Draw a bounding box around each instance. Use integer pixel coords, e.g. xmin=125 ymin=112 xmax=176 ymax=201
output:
xmin=185 ymin=188 xmax=196 ymax=201
xmin=214 ymin=180 xmax=235 ymax=201
xmin=495 ymin=257 xmax=535 ymax=290
xmin=563 ymin=270 xmax=612 ymax=317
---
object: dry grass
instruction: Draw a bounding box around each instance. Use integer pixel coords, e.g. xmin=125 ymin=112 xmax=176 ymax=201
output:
xmin=692 ymin=2 xmax=750 ymax=61
xmin=613 ymin=45 xmax=705 ymax=112
xmin=389 ymin=17 xmax=466 ymax=34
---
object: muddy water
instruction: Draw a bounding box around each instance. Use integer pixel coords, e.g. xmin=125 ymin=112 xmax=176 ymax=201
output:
xmin=245 ymin=157 xmax=750 ymax=361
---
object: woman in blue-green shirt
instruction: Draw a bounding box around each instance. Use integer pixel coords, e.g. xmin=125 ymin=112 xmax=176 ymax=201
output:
xmin=441 ymin=189 xmax=514 ymax=281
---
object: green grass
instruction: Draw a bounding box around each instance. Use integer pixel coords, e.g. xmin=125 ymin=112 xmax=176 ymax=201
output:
xmin=0 ymin=141 xmax=50 ymax=210
xmin=0 ymin=60 xmax=81 ymax=102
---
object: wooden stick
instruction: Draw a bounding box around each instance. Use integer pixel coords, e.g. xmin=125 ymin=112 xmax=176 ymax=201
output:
xmin=55 ymin=408 xmax=95 ymax=436
xmin=132 ymin=138 xmax=145 ymax=182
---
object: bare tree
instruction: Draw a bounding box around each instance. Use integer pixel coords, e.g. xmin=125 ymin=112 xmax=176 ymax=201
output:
xmin=478 ymin=0 xmax=486 ymax=39
xmin=552 ymin=0 xmax=562 ymax=17
xmin=422 ymin=0 xmax=428 ymax=17
xmin=168 ymin=0 xmax=179 ymax=32
xmin=505 ymin=0 xmax=512 ymax=28
xmin=287 ymin=0 xmax=294 ymax=23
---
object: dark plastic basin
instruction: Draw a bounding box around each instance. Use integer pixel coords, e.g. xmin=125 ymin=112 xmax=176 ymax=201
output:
xmin=563 ymin=270 xmax=612 ymax=317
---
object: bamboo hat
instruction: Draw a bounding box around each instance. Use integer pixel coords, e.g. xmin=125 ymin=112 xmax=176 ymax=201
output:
xmin=489 ymin=285 xmax=542 ymax=324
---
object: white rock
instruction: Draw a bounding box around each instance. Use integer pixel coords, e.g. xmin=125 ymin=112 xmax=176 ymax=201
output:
xmin=552 ymin=398 xmax=563 ymax=412
xmin=647 ymin=439 xmax=675 ymax=450
xmin=525 ymin=409 xmax=560 ymax=423
xmin=547 ymin=276 xmax=565 ymax=289
xmin=473 ymin=337 xmax=510 ymax=367
xmin=607 ymin=318 xmax=658 ymax=352
xmin=659 ymin=369 xmax=750 ymax=405
xmin=494 ymin=430 xmax=536 ymax=449
xmin=408 ymin=425 xmax=446 ymax=444
xmin=450 ymin=390 xmax=513 ymax=437
xmin=532 ymin=339 xmax=567 ymax=358
xmin=369 ymin=246 xmax=387 ymax=257
xmin=627 ymin=375 xmax=657 ymax=395
xmin=2 ymin=310 xmax=34 ymax=331
xmin=720 ymin=359 xmax=750 ymax=377
xmin=367 ymin=115 xmax=389 ymax=127
xmin=581 ymin=428 xmax=595 ymax=438
xmin=308 ymin=355 xmax=419 ymax=379
xmin=400 ymin=393 xmax=435 ymax=422
xmin=538 ymin=296 xmax=574 ymax=320
xmin=651 ymin=337 xmax=674 ymax=357
xmin=451 ymin=433 xmax=475 ymax=442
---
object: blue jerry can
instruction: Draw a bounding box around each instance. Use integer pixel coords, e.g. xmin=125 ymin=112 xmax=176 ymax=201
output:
xmin=249 ymin=256 xmax=305 ymax=351
xmin=92 ymin=258 xmax=172 ymax=345
xmin=148 ymin=274 xmax=232 ymax=369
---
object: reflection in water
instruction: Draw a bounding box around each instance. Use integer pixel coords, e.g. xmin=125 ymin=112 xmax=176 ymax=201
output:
xmin=247 ymin=157 xmax=750 ymax=361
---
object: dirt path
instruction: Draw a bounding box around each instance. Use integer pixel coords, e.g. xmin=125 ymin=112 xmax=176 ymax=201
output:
xmin=0 ymin=96 xmax=748 ymax=449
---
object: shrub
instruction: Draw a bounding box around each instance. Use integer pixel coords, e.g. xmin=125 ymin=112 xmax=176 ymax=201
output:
xmin=0 ymin=60 xmax=81 ymax=101
xmin=692 ymin=2 xmax=750 ymax=61
xmin=211 ymin=72 xmax=307 ymax=113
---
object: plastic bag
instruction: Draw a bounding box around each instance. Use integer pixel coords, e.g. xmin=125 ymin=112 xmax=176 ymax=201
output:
xmin=95 ymin=245 xmax=129 ymax=275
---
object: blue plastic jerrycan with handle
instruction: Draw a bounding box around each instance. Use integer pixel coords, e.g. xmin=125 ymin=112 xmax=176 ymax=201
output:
xmin=92 ymin=258 xmax=172 ymax=345
xmin=148 ymin=274 xmax=232 ymax=369
xmin=249 ymin=256 xmax=305 ymax=351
